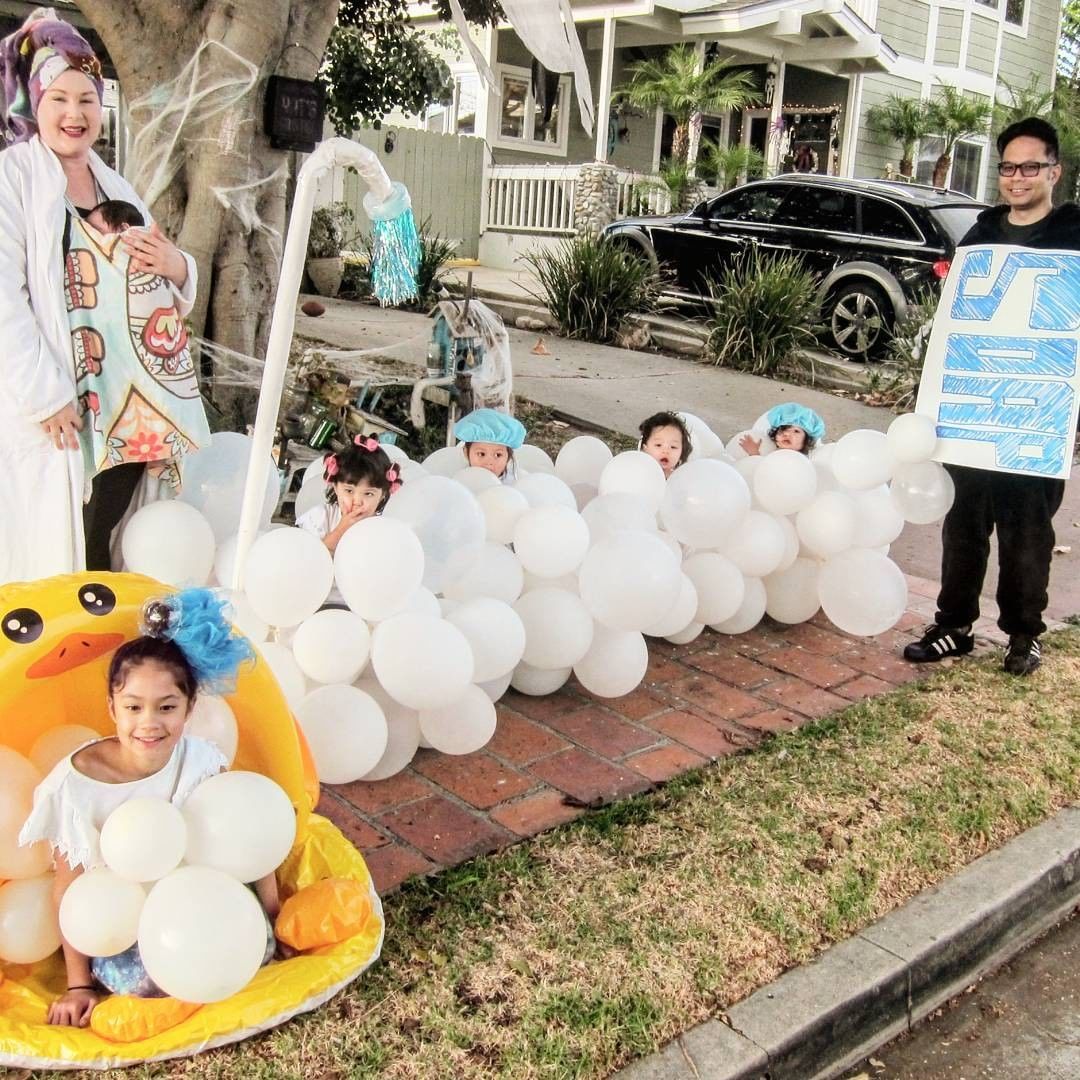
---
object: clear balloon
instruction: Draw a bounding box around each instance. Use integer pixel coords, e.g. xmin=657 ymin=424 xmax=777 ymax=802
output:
xmin=371 ymin=614 xmax=475 ymax=710
xmin=477 ymin=485 xmax=530 ymax=545
xmin=682 ymin=552 xmax=746 ymax=626
xmin=660 ymin=459 xmax=751 ymax=549
xmin=581 ymin=492 xmax=657 ymax=545
xmin=579 ymin=532 xmax=681 ymax=631
xmin=511 ymin=662 xmax=572 ymax=696
xmin=851 ymin=488 xmax=906 ymax=549
xmin=765 ymin=558 xmax=821 ymax=624
xmin=335 ymin=516 xmax=425 ymax=621
xmin=890 ymin=461 xmax=955 ymax=524
xmin=753 ymin=449 xmax=818 ymax=516
xmin=121 ymin=501 xmax=215 ymax=587
xmin=419 ymin=686 xmax=497 ymax=754
xmin=446 ymin=597 xmax=527 ymax=682
xmin=887 ymin=412 xmax=938 ymax=464
xmin=819 ymin=548 xmax=908 ymax=637
xmin=441 ymin=543 xmax=524 ymax=604
xmin=513 ymin=505 xmax=590 ymax=578
xmin=101 ymin=798 xmax=187 ymax=882
xmin=796 ymin=491 xmax=858 ymax=559
xmin=243 ymin=528 xmax=333 ymax=628
xmin=514 ymin=588 xmax=595 ymax=668
xmin=185 ymin=695 xmax=239 ymax=764
xmin=711 ymin=576 xmax=767 ymax=635
xmin=513 ymin=472 xmax=577 ymax=510
xmin=292 ymin=609 xmax=371 ymax=685
xmin=832 ymin=429 xmax=894 ymax=491
xmin=598 ymin=450 xmax=667 ymax=511
xmin=59 ymin=869 xmax=145 ymax=958
xmin=29 ymin=724 xmax=99 ymax=775
xmin=573 ymin=626 xmax=648 ymax=698
xmin=722 ymin=510 xmax=787 ymax=577
xmin=0 ymin=875 xmax=61 ymax=963
xmin=555 ymin=436 xmax=613 ymax=486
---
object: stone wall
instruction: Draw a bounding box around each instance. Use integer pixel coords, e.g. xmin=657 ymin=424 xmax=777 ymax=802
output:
xmin=574 ymin=163 xmax=619 ymax=237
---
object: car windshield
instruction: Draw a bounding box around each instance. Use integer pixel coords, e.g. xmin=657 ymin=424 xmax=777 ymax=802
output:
xmin=931 ymin=205 xmax=984 ymax=244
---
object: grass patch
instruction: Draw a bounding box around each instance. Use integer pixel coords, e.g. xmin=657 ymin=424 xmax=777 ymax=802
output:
xmin=67 ymin=631 xmax=1080 ymax=1080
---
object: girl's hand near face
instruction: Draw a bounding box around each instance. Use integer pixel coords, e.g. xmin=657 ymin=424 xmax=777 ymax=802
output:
xmin=739 ymin=433 xmax=761 ymax=456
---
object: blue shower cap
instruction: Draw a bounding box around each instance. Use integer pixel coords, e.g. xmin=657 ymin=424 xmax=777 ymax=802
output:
xmin=453 ymin=408 xmax=526 ymax=449
xmin=766 ymin=403 xmax=825 ymax=442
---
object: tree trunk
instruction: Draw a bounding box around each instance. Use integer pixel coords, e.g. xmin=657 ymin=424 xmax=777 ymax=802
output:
xmin=671 ymin=122 xmax=689 ymax=164
xmin=932 ymin=153 xmax=951 ymax=189
xmin=899 ymin=157 xmax=913 ymax=178
xmin=80 ymin=0 xmax=340 ymax=425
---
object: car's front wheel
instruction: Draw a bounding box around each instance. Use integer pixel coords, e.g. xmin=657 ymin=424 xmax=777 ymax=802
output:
xmin=828 ymin=280 xmax=892 ymax=360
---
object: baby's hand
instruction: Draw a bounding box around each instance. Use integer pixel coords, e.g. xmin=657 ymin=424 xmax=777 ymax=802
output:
xmin=48 ymin=988 xmax=101 ymax=1027
xmin=738 ymin=434 xmax=761 ymax=456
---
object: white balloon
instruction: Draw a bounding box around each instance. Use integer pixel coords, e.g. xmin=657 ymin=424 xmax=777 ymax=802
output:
xmin=735 ymin=456 xmax=761 ymax=485
xmin=796 ymin=491 xmax=858 ymax=559
xmin=221 ymin=588 xmax=269 ymax=643
xmin=441 ymin=543 xmax=524 ymax=604
xmin=101 ymin=798 xmax=187 ymax=882
xmin=513 ymin=505 xmax=590 ymax=578
xmin=516 ymin=444 xmax=556 ymax=475
xmin=522 ymin=569 xmax=579 ymax=593
xmin=774 ymin=515 xmax=800 ymax=574
xmin=372 ymin=614 xmax=474 ymax=710
xmin=477 ymin=485 xmax=530 ymax=545
xmin=293 ymin=477 xmax=326 ymax=521
xmin=477 ymin=671 xmax=513 ymax=702
xmin=598 ymin=450 xmax=667 ymax=511
xmin=138 ymin=866 xmax=267 ymax=1002
xmin=660 ymin=459 xmax=751 ymax=549
xmin=454 ymin=466 xmax=499 ymax=493
xmin=59 ymin=868 xmax=144 ymax=958
xmin=244 ymin=528 xmax=333 ymax=628
xmin=722 ymin=510 xmax=787 ymax=577
xmin=711 ymin=576 xmax=767 ymax=634
xmin=121 ymin=501 xmax=215 ymax=587
xmin=258 ymin=641 xmax=307 ymax=708
xmin=185 ymin=696 xmax=239 ymax=764
xmin=819 ymin=548 xmax=908 ymax=637
xmin=0 ymin=876 xmax=61 ymax=963
xmin=511 ymin=662 xmax=572 ymax=696
xmin=581 ymin=492 xmax=657 ymax=545
xmin=354 ymin=678 xmax=421 ymax=781
xmin=398 ymin=587 xmax=441 ymax=618
xmin=301 ymin=454 xmax=329 ymax=485
xmin=573 ymin=625 xmax=648 ymax=698
xmin=514 ymin=588 xmax=594 ymax=668
xmin=682 ymin=552 xmax=746 ymax=626
xmin=727 ymin=429 xmax=775 ymax=460
xmin=399 ymin=460 xmax=429 ymax=484
xmin=423 ymin=445 xmax=468 ymax=476
xmin=182 ymin=771 xmax=297 ymax=882
xmin=890 ymin=461 xmax=955 ymax=524
xmin=334 ymin=516 xmax=425 ymax=621
xmin=295 ymin=684 xmax=389 ymax=784
xmin=0 ymin=750 xmax=50 ymax=880
xmin=446 ymin=597 xmax=527 ymax=682
xmin=419 ymin=686 xmax=497 ymax=754
xmin=29 ymin=725 xmax=99 ymax=774
xmin=555 ymin=436 xmax=613 ymax=486
xmin=753 ymin=449 xmax=818 ymax=516
xmin=571 ymin=482 xmax=598 ymax=512
xmin=765 ymin=558 xmax=821 ymax=624
xmin=292 ymin=609 xmax=371 ymax=685
xmin=666 ymin=622 xmax=704 ymax=645
xmin=214 ymin=531 xmax=267 ymax=589
xmin=179 ymin=431 xmax=279 ymax=541
xmin=678 ymin=412 xmax=724 ymax=461
xmin=382 ymin=443 xmax=410 ymax=466
xmin=655 ymin=530 xmax=685 ymax=562
xmin=851 ymin=488 xmax=906 ymax=549
xmin=579 ymin=532 xmax=681 ymax=631
xmin=644 ymin=574 xmax=699 ymax=638
xmin=887 ymin=412 xmax=938 ymax=464
xmin=832 ymin=429 xmax=894 ymax=491
xmin=513 ymin=472 xmax=577 ymax=510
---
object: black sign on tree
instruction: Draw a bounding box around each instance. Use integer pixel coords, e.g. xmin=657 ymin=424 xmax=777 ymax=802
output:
xmin=265 ymin=76 xmax=325 ymax=152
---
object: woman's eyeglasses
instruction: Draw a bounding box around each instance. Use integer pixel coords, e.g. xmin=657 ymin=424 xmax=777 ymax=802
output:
xmin=996 ymin=161 xmax=1056 ymax=177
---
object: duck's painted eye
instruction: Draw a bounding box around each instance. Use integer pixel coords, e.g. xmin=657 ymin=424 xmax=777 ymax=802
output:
xmin=2 ymin=608 xmax=43 ymax=645
xmin=78 ymin=583 xmax=116 ymax=616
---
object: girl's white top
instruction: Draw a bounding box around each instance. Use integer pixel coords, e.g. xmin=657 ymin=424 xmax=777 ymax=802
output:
xmin=18 ymin=733 xmax=226 ymax=871
xmin=295 ymin=502 xmax=345 ymax=604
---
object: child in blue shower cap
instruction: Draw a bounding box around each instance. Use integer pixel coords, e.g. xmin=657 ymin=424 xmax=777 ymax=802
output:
xmin=453 ymin=408 xmax=527 ymax=482
xmin=739 ymin=403 xmax=825 ymax=456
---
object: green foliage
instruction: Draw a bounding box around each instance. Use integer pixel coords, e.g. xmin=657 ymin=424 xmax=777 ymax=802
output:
xmin=523 ymin=234 xmax=657 ymax=344
xmin=409 ymin=218 xmax=458 ymax=309
xmin=704 ymin=248 xmax=822 ymax=376
xmin=925 ymin=84 xmax=993 ymax=187
xmin=307 ymin=202 xmax=356 ymax=259
xmin=868 ymin=290 xmax=940 ymax=411
xmin=698 ymin=140 xmax=766 ymax=189
xmin=866 ymin=94 xmax=932 ymax=175
xmin=430 ymin=0 xmax=502 ymax=23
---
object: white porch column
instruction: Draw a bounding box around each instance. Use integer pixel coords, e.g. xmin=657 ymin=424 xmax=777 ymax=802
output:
xmin=766 ymin=58 xmax=786 ymax=174
xmin=840 ymin=72 xmax=863 ymax=177
xmin=594 ymin=15 xmax=617 ymax=162
xmin=686 ymin=40 xmax=707 ymax=174
xmin=474 ymin=24 xmax=497 ymax=143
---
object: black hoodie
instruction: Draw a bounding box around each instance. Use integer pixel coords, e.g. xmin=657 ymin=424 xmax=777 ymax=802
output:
xmin=959 ymin=201 xmax=1080 ymax=251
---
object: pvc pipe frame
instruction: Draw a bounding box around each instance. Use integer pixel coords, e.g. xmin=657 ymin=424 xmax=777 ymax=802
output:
xmin=230 ymin=137 xmax=395 ymax=592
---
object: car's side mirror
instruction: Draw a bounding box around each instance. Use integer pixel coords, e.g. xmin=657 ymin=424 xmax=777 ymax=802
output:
xmin=691 ymin=201 xmax=709 ymax=217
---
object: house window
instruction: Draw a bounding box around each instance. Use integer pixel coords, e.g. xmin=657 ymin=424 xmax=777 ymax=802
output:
xmin=421 ymin=73 xmax=481 ymax=136
xmin=973 ymin=0 xmax=998 ymax=9
xmin=915 ymin=136 xmax=984 ymax=197
xmin=1005 ymin=0 xmax=1025 ymax=26
xmin=492 ymin=64 xmax=570 ymax=155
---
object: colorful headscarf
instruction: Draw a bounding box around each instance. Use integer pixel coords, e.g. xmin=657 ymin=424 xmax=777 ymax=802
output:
xmin=0 ymin=7 xmax=103 ymax=144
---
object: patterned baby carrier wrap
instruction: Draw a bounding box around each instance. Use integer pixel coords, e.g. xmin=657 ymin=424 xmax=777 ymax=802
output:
xmin=63 ymin=212 xmax=210 ymax=492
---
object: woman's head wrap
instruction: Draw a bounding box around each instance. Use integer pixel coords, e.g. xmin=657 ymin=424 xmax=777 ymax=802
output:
xmin=0 ymin=7 xmax=103 ymax=144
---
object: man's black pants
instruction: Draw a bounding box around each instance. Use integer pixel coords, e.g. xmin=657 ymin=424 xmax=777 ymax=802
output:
xmin=935 ymin=464 xmax=1065 ymax=638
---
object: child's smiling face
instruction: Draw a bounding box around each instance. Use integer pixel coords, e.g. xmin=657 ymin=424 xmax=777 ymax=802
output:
xmin=108 ymin=660 xmax=191 ymax=767
xmin=773 ymin=425 xmax=808 ymax=452
xmin=642 ymin=424 xmax=684 ymax=476
xmin=467 ymin=442 xmax=510 ymax=477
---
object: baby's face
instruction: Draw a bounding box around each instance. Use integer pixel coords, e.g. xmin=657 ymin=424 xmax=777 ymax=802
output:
xmin=467 ymin=442 xmax=510 ymax=477
xmin=642 ymin=425 xmax=683 ymax=476
xmin=774 ymin=425 xmax=807 ymax=452
xmin=86 ymin=209 xmax=118 ymax=235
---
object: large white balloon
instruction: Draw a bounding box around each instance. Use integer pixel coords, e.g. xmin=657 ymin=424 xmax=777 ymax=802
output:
xmin=243 ymin=528 xmax=332 ymax=628
xmin=887 ymin=412 xmax=938 ymax=464
xmin=398 ymin=587 xmax=442 ymax=618
xmin=29 ymin=725 xmax=99 ymax=775
xmin=832 ymin=429 xmax=894 ymax=491
xmin=0 ymin=875 xmax=61 ymax=963
xmin=138 ymin=866 xmax=267 ymax=1002
xmin=516 ymin=444 xmax=556 ymax=475
xmin=581 ymin=492 xmax=657 ymax=545
xmin=890 ymin=461 xmax=955 ymax=524
xmin=354 ymin=678 xmax=422 ymax=781
xmin=214 ymin=530 xmax=268 ymax=589
xmin=101 ymin=798 xmax=187 ymax=882
xmin=660 ymin=459 xmax=751 ymax=549
xmin=819 ymin=548 xmax=908 ymax=637
xmin=422 ymin=445 xmax=468 ymax=477
xmin=666 ymin=622 xmax=704 ymax=645
xmin=513 ymin=505 xmax=590 ymax=578
xmin=384 ymin=476 xmax=485 ymax=592
xmin=454 ymin=466 xmax=499 ymax=494
xmin=258 ymin=641 xmax=307 ymax=708
xmin=372 ymin=614 xmax=475 ymax=710
xmin=441 ymin=543 xmax=524 ymax=604
xmin=679 ymin=412 xmax=725 ymax=460
xmin=419 ymin=686 xmax=498 ymax=754
xmin=293 ymin=479 xmax=326 ymax=521
xmin=334 ymin=516 xmax=425 ymax=621
xmin=446 ymin=597 xmax=527 ymax=682
xmin=682 ymin=552 xmax=746 ymax=626
xmin=555 ymin=436 xmax=613 ymax=486
xmin=598 ymin=450 xmax=667 ymax=511
xmin=59 ymin=869 xmax=145 ymax=958
xmin=182 ymin=771 xmax=297 ymax=882
xmin=292 ymin=608 xmax=371 ymax=685
xmin=579 ymin=532 xmax=681 ymax=631
xmin=851 ymin=488 xmax=906 ymax=548
xmin=722 ymin=510 xmax=787 ymax=577
xmin=513 ymin=472 xmax=577 ymax=510
xmin=179 ymin=432 xmax=279 ymax=541
xmin=796 ymin=491 xmax=858 ymax=559
xmin=221 ymin=588 xmax=269 ymax=643
xmin=514 ymin=588 xmax=594 ymax=668
xmin=0 ymin=749 xmax=50 ymax=880
xmin=295 ymin=684 xmax=388 ymax=783
xmin=765 ymin=558 xmax=821 ymax=624
xmin=511 ymin=662 xmax=572 ymax=696
xmin=753 ymin=449 xmax=818 ymax=516
xmin=478 ymin=485 xmax=530 ymax=545
xmin=571 ymin=482 xmax=598 ymax=512
xmin=185 ymin=695 xmax=239 ymax=764
xmin=573 ymin=626 xmax=649 ymax=698
xmin=774 ymin=515 xmax=800 ymax=574
xmin=643 ymin=574 xmax=699 ymax=638
xmin=121 ymin=501 xmax=215 ymax=587
xmin=711 ymin=576 xmax=767 ymax=635
xmin=381 ymin=443 xmax=410 ymax=467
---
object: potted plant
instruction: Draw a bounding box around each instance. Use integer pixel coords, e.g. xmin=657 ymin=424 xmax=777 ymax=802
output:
xmin=306 ymin=201 xmax=355 ymax=297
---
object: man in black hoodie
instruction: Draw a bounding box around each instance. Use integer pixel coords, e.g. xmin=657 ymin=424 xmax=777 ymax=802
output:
xmin=904 ymin=117 xmax=1075 ymax=676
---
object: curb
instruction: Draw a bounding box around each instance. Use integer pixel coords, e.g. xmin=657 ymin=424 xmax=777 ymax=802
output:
xmin=614 ymin=806 xmax=1080 ymax=1080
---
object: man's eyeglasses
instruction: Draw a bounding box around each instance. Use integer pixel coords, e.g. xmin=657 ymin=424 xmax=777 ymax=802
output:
xmin=996 ymin=160 xmax=1057 ymax=177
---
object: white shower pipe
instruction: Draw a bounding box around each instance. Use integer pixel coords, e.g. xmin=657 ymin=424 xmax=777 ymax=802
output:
xmin=231 ymin=137 xmax=395 ymax=590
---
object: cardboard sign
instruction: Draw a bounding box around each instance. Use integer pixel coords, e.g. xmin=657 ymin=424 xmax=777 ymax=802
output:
xmin=264 ymin=76 xmax=324 ymax=153
xmin=915 ymin=244 xmax=1080 ymax=480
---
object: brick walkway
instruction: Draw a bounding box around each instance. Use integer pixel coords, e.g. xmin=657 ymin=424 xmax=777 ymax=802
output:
xmin=318 ymin=575 xmax=1019 ymax=895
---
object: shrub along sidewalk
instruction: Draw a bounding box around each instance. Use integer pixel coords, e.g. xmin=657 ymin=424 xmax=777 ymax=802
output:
xmin=103 ymin=629 xmax=1080 ymax=1080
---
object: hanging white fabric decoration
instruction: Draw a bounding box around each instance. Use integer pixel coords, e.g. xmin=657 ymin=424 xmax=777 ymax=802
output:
xmin=447 ymin=0 xmax=500 ymax=99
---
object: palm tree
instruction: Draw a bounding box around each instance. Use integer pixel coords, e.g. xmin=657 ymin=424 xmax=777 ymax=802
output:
xmin=924 ymin=84 xmax=993 ymax=188
xmin=866 ymin=94 xmax=931 ymax=177
xmin=699 ymin=140 xmax=766 ymax=190
xmin=616 ymin=46 xmax=760 ymax=164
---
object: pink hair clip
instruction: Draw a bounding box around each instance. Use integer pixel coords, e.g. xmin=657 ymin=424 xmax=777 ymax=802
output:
xmin=354 ymin=435 xmax=380 ymax=453
xmin=324 ymin=454 xmax=339 ymax=479
xmin=386 ymin=464 xmax=402 ymax=494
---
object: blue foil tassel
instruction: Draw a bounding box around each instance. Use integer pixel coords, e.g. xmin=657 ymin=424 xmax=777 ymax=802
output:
xmin=364 ymin=181 xmax=421 ymax=307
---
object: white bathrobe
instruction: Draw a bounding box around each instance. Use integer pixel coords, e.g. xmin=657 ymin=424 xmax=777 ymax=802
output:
xmin=0 ymin=136 xmax=197 ymax=586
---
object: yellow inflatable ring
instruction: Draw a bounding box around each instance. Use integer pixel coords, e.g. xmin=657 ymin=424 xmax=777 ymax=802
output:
xmin=0 ymin=573 xmax=383 ymax=1070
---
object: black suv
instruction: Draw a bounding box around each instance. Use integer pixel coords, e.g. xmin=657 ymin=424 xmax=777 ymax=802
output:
xmin=602 ymin=174 xmax=988 ymax=357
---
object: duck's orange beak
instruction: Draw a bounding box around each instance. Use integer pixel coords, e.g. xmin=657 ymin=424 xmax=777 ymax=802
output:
xmin=26 ymin=632 xmax=124 ymax=679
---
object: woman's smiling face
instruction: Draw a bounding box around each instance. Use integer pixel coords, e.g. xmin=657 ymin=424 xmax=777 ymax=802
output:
xmin=35 ymin=68 xmax=101 ymax=160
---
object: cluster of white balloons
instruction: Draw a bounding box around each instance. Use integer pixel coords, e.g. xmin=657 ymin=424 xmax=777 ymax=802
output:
xmin=0 ymin=759 xmax=295 ymax=1005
